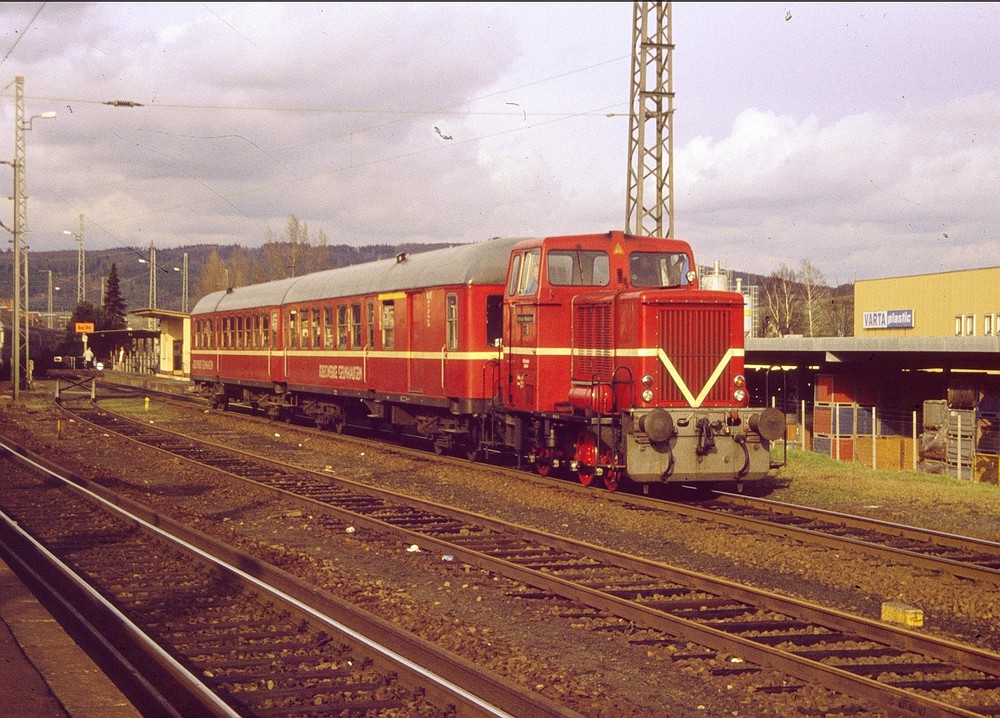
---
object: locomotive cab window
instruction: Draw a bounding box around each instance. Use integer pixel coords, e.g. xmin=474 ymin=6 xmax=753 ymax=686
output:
xmin=517 ymin=249 xmax=540 ymax=295
xmin=547 ymin=249 xmax=610 ymax=286
xmin=629 ymin=251 xmax=691 ymax=287
xmin=507 ymin=254 xmax=521 ymax=296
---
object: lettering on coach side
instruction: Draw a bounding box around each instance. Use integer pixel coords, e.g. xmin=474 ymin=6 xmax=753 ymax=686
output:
xmin=319 ymin=364 xmax=364 ymax=381
xmin=192 ymin=359 xmax=214 ymax=371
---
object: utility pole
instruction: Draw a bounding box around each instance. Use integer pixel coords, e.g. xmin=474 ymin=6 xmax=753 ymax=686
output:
xmin=148 ymin=243 xmax=157 ymax=330
xmin=625 ymin=1 xmax=674 ymax=238
xmin=11 ymin=75 xmax=26 ymax=398
xmin=6 ymin=76 xmax=55 ymax=398
xmin=75 ymin=213 xmax=85 ymax=303
xmin=181 ymin=252 xmax=189 ymax=313
xmin=63 ymin=213 xmax=86 ymax=304
xmin=46 ymin=269 xmax=53 ymax=329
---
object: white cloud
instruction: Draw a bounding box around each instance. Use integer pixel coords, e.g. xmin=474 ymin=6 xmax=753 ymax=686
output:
xmin=0 ymin=2 xmax=996 ymax=285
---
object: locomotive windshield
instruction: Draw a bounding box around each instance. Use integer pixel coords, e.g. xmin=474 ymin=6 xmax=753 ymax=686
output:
xmin=629 ymin=251 xmax=690 ymax=288
xmin=546 ymin=250 xmax=609 ymax=287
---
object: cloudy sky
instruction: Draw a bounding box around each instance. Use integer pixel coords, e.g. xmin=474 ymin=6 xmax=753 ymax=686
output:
xmin=0 ymin=2 xmax=997 ymax=283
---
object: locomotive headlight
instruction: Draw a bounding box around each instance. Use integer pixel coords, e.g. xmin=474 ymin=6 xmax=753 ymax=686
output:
xmin=641 ymin=388 xmax=654 ymax=402
xmin=641 ymin=374 xmax=654 ymax=388
xmin=733 ymin=374 xmax=746 ymax=388
xmin=686 ymin=269 xmax=697 ymax=283
xmin=733 ymin=388 xmax=747 ymax=403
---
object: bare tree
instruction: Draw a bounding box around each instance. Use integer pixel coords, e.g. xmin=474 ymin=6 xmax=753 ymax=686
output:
xmin=827 ymin=287 xmax=855 ymax=337
xmin=194 ymin=249 xmax=230 ymax=297
xmin=761 ymin=264 xmax=802 ymax=337
xmin=262 ymin=214 xmax=317 ymax=280
xmin=797 ymin=259 xmax=830 ymax=337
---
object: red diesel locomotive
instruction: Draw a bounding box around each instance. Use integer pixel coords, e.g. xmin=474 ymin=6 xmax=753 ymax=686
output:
xmin=190 ymin=230 xmax=785 ymax=491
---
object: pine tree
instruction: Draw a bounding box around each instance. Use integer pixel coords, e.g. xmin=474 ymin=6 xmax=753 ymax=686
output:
xmin=100 ymin=262 xmax=128 ymax=331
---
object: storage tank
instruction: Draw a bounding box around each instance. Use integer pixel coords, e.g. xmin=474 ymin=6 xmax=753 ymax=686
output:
xmin=702 ymin=261 xmax=728 ymax=291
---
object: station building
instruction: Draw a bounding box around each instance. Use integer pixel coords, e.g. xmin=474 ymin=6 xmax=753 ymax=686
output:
xmin=745 ymin=266 xmax=1000 ymax=482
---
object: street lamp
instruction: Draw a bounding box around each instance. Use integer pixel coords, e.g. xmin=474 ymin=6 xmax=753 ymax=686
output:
xmin=5 ymin=75 xmax=55 ymax=400
xmin=139 ymin=245 xmax=157 ymax=329
xmin=172 ymin=251 xmax=189 ymax=313
xmin=62 ymin=214 xmax=85 ymax=304
xmin=46 ymin=269 xmax=56 ymax=329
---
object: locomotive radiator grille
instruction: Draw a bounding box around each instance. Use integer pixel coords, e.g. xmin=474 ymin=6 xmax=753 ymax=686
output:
xmin=659 ymin=306 xmax=732 ymax=404
xmin=573 ymin=303 xmax=614 ymax=378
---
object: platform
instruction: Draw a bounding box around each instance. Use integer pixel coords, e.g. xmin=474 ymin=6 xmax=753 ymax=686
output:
xmin=0 ymin=555 xmax=141 ymax=718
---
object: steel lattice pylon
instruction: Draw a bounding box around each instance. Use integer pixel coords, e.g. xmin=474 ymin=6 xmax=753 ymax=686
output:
xmin=625 ymin=1 xmax=674 ymax=238
xmin=12 ymin=76 xmax=28 ymax=396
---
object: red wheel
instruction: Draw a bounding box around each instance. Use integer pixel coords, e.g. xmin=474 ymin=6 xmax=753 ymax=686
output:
xmin=534 ymin=447 xmax=553 ymax=476
xmin=574 ymin=431 xmax=600 ymax=487
xmin=604 ymin=468 xmax=621 ymax=492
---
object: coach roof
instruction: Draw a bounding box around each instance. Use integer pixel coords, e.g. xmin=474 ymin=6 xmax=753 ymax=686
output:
xmin=191 ymin=236 xmax=527 ymax=315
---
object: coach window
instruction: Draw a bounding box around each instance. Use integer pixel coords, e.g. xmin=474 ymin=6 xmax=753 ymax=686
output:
xmin=269 ymin=311 xmax=277 ymax=348
xmin=312 ymin=308 xmax=322 ymax=350
xmin=517 ymin=250 xmax=540 ymax=296
xmin=287 ymin=310 xmax=298 ymax=349
xmin=382 ymin=301 xmax=395 ymax=350
xmin=351 ymin=303 xmax=362 ymax=348
xmin=446 ymin=294 xmax=458 ymax=350
xmin=367 ymin=301 xmax=375 ymax=348
xmin=486 ymin=294 xmax=503 ymax=346
xmin=302 ymin=307 xmax=313 ymax=348
xmin=245 ymin=314 xmax=252 ymax=348
xmin=321 ymin=306 xmax=333 ymax=349
xmin=337 ymin=305 xmax=349 ymax=349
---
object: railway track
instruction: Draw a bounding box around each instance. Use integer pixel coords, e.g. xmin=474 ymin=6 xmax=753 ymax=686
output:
xmin=679 ymin=490 xmax=1000 ymax=585
xmin=0 ymin=438 xmax=583 ymax=718
xmin=101 ymin=379 xmax=1000 ymax=589
xmin=52 ymin=395 xmax=1000 ymax=717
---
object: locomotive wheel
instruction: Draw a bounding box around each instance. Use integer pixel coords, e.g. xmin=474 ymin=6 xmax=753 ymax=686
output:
xmin=463 ymin=423 xmax=481 ymax=462
xmin=533 ymin=447 xmax=555 ymax=476
xmin=574 ymin=431 xmax=600 ymax=487
xmin=604 ymin=467 xmax=621 ymax=492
